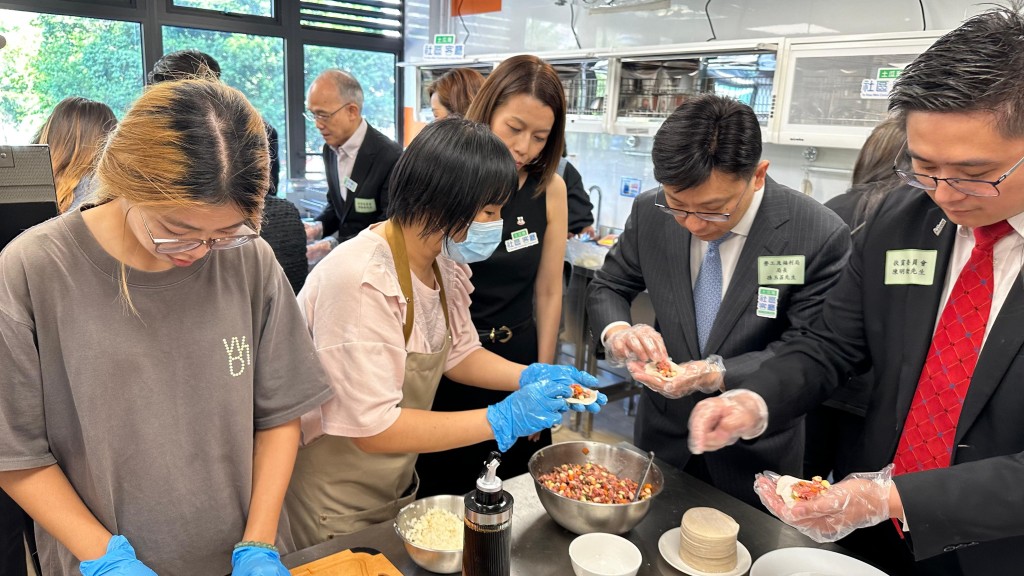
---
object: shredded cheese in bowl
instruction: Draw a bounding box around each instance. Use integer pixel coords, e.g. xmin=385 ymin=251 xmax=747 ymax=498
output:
xmin=404 ymin=508 xmax=463 ymax=550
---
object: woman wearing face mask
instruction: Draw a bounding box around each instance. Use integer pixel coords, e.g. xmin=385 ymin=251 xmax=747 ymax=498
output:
xmin=284 ymin=117 xmax=604 ymax=548
xmin=417 ymin=55 xmax=572 ymax=498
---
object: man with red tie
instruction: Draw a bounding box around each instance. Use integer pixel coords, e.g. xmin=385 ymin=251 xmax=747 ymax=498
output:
xmin=685 ymin=6 xmax=1024 ymax=575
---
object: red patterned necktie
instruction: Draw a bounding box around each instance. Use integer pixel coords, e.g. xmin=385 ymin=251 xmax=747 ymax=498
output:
xmin=893 ymin=220 xmax=1014 ymax=474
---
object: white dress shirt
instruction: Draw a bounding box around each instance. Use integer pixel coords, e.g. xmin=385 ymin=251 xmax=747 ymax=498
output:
xmin=331 ymin=118 xmax=368 ymax=201
xmin=933 ymin=212 xmax=1024 ymax=344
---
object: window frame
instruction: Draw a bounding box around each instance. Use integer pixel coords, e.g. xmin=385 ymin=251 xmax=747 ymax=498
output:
xmin=0 ymin=0 xmax=405 ymax=180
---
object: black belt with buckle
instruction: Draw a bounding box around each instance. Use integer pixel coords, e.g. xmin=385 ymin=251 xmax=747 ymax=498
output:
xmin=479 ymin=325 xmax=513 ymax=344
xmin=477 ymin=318 xmax=533 ymax=344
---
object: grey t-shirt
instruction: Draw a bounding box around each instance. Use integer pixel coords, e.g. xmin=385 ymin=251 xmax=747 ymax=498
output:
xmin=0 ymin=208 xmax=333 ymax=576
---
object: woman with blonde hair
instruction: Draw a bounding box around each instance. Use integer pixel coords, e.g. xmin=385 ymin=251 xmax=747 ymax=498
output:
xmin=0 ymin=79 xmax=331 ymax=576
xmin=34 ymin=97 xmax=117 ymax=213
xmin=428 ymin=67 xmax=485 ymax=120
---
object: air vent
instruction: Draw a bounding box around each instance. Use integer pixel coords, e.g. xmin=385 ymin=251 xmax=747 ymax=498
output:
xmin=300 ymin=0 xmax=403 ymax=39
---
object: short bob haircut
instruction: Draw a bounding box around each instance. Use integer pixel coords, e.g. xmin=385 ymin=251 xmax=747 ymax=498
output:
xmin=652 ymin=94 xmax=762 ymax=191
xmin=466 ymin=55 xmax=566 ymax=195
xmin=388 ymin=117 xmax=517 ymax=240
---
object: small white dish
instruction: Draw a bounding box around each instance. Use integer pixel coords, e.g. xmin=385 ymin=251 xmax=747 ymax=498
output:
xmin=658 ymin=527 xmax=751 ymax=576
xmin=750 ymin=547 xmax=887 ymax=576
xmin=569 ymin=532 xmax=642 ymax=576
xmin=565 ymin=386 xmax=598 ymax=405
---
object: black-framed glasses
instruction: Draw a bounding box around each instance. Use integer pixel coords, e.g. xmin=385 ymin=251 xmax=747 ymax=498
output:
xmin=654 ymin=183 xmax=750 ymax=222
xmin=140 ymin=213 xmax=258 ymax=254
xmin=892 ymin=140 xmax=1024 ymax=198
xmin=303 ymin=102 xmax=352 ymax=123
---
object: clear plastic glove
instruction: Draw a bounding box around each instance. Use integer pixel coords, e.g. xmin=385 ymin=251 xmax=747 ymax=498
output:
xmin=487 ymin=380 xmax=571 ymax=452
xmin=753 ymin=465 xmax=895 ymax=543
xmin=518 ymin=363 xmax=605 ymax=413
xmin=231 ymin=545 xmax=289 ymax=576
xmin=687 ymin=389 xmax=768 ymax=454
xmin=631 ymin=355 xmax=726 ymax=399
xmin=303 ymin=220 xmax=323 ymax=243
xmin=306 ymin=238 xmax=334 ymax=265
xmin=605 ymin=324 xmax=667 ymax=367
xmin=79 ymin=535 xmax=158 ymax=576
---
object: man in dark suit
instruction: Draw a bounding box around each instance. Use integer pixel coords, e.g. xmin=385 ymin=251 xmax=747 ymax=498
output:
xmin=688 ymin=7 xmax=1024 ymax=575
xmin=304 ymin=69 xmax=402 ymax=261
xmin=586 ymin=94 xmax=850 ymax=507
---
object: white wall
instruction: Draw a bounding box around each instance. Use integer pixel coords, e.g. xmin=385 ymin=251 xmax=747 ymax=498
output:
xmin=408 ymin=0 xmax=1009 ymax=230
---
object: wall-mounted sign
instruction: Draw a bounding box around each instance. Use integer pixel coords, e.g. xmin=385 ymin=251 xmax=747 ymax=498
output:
xmin=620 ymin=177 xmax=642 ymax=198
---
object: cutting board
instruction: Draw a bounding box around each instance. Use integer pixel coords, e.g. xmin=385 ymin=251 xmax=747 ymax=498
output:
xmin=289 ymin=547 xmax=404 ymax=576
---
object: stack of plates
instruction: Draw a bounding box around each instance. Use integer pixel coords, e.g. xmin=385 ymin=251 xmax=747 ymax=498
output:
xmin=678 ymin=507 xmax=740 ymax=573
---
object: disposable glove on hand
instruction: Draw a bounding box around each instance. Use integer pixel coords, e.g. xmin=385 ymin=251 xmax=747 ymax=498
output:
xmin=630 ymin=355 xmax=726 ymax=399
xmin=231 ymin=545 xmax=290 ymax=576
xmin=303 ymin=220 xmax=323 ymax=242
xmin=753 ymin=465 xmax=895 ymax=543
xmin=306 ymin=238 xmax=334 ymax=264
xmin=519 ymin=363 xmax=606 ymax=413
xmin=79 ymin=535 xmax=158 ymax=576
xmin=487 ymin=380 xmax=571 ymax=451
xmin=604 ymin=324 xmax=667 ymax=367
xmin=687 ymin=389 xmax=768 ymax=454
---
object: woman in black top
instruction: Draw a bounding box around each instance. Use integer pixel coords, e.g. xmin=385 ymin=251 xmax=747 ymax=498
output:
xmin=418 ymin=55 xmax=571 ymax=496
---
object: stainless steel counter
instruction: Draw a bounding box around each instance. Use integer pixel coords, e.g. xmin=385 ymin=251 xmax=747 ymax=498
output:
xmin=282 ymin=448 xmax=855 ymax=575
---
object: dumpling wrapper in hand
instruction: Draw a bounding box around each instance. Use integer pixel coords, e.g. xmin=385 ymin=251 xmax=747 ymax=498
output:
xmin=566 ymin=383 xmax=598 ymax=405
xmin=775 ymin=475 xmax=831 ymax=507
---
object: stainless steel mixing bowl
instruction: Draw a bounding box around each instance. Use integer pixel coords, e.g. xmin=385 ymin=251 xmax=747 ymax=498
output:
xmin=528 ymin=441 xmax=664 ymax=535
xmin=394 ymin=494 xmax=464 ymax=574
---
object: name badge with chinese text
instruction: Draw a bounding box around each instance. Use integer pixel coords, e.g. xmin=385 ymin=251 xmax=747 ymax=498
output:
xmin=884 ymin=249 xmax=937 ymax=285
xmin=758 ymin=256 xmax=806 ymax=285
xmin=354 ymin=197 xmax=376 ymax=213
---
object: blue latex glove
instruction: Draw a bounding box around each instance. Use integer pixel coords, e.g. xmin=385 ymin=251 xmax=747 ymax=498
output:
xmin=519 ymin=363 xmax=606 ymax=413
xmin=231 ymin=545 xmax=289 ymax=576
xmin=79 ymin=535 xmax=157 ymax=576
xmin=488 ymin=380 xmax=571 ymax=451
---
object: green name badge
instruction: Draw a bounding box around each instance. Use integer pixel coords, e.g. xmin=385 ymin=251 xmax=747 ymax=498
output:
xmin=354 ymin=197 xmax=376 ymax=214
xmin=758 ymin=255 xmax=806 ymax=285
xmin=885 ymin=249 xmax=937 ymax=285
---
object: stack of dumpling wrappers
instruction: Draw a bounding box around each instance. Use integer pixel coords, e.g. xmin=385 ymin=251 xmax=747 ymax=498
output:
xmin=679 ymin=507 xmax=739 ymax=573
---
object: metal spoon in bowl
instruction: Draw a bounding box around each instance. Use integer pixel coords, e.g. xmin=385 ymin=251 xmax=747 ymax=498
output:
xmin=633 ymin=450 xmax=656 ymax=502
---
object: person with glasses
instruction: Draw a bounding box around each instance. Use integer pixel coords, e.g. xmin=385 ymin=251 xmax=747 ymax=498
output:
xmin=303 ymin=69 xmax=403 ymax=264
xmin=0 ymin=79 xmax=332 ymax=576
xmin=687 ymin=7 xmax=1024 ymax=576
xmin=587 ymin=94 xmax=851 ymax=508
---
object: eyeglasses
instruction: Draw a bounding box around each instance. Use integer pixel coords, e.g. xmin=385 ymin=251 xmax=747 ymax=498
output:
xmin=303 ymin=102 xmax=351 ymax=123
xmin=140 ymin=212 xmax=258 ymax=254
xmin=654 ymin=183 xmax=751 ymax=222
xmin=892 ymin=140 xmax=1024 ymax=198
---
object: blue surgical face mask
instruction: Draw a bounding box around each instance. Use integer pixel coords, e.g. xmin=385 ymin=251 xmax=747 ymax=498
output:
xmin=443 ymin=219 xmax=504 ymax=264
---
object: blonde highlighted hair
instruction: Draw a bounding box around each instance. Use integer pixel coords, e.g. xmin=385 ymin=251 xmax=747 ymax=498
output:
xmin=34 ymin=97 xmax=117 ymax=212
xmin=93 ymin=79 xmax=269 ymax=310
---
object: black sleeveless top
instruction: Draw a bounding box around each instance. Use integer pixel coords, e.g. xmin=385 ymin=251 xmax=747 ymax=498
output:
xmin=468 ymin=173 xmax=548 ymax=329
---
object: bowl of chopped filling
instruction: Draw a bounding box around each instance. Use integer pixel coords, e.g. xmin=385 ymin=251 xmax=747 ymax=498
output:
xmin=529 ymin=442 xmax=664 ymax=535
xmin=394 ymin=495 xmax=464 ymax=573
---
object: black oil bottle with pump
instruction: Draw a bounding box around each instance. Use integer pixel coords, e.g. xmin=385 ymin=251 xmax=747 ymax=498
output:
xmin=463 ymin=451 xmax=513 ymax=576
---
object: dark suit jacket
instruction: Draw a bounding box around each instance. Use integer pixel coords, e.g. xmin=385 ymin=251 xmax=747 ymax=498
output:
xmin=317 ymin=122 xmax=402 ymax=242
xmin=740 ymin=188 xmax=1024 ymax=573
xmin=559 ymin=158 xmax=594 ymax=234
xmin=587 ymin=177 xmax=851 ymax=506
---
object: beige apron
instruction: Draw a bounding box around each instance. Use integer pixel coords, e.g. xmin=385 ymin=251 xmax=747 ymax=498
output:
xmin=286 ymin=221 xmax=452 ymax=548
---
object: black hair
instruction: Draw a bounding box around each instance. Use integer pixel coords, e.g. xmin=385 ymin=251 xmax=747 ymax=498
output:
xmin=388 ymin=117 xmax=517 ymax=240
xmin=149 ymin=49 xmax=222 ymax=84
xmin=652 ymin=94 xmax=762 ymax=190
xmin=889 ymin=4 xmax=1024 ymax=138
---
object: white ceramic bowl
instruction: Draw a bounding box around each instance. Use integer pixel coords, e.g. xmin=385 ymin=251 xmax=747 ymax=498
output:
xmin=568 ymin=533 xmax=643 ymax=576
